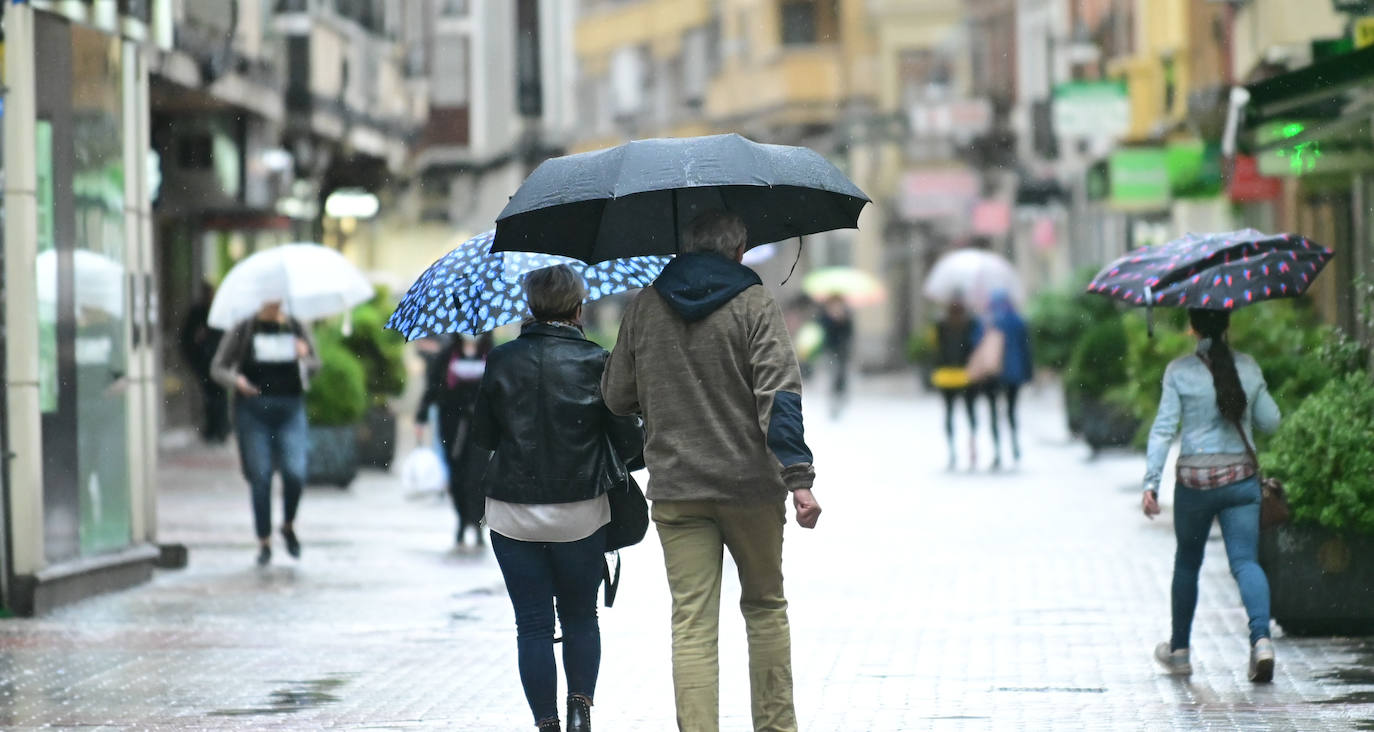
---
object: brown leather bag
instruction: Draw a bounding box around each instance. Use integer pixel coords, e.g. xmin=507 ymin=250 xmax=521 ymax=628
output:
xmin=1232 ymin=418 xmax=1290 ymax=530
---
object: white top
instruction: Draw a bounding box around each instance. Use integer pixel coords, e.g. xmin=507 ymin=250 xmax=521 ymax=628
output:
xmin=485 ymin=494 xmax=610 ymax=543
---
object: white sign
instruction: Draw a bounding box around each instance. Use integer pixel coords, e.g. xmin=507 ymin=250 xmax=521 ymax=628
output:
xmin=1053 ymin=82 xmax=1130 ymax=140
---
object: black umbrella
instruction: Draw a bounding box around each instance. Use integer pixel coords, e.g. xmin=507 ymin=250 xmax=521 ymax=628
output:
xmin=493 ymin=134 xmax=870 ymax=264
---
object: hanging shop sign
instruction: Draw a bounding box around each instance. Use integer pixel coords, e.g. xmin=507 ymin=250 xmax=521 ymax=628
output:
xmin=1229 ymin=155 xmax=1282 ymax=202
xmin=1165 ymin=140 xmax=1223 ymax=199
xmin=1108 ymin=147 xmax=1170 ymax=212
xmin=896 ymin=168 xmax=980 ymax=222
xmin=1052 ymin=81 xmax=1130 ymax=141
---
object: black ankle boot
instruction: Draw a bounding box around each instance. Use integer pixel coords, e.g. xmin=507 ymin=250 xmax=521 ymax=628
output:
xmin=566 ymin=694 xmax=591 ymax=732
xmin=536 ymin=718 xmax=561 ymax=732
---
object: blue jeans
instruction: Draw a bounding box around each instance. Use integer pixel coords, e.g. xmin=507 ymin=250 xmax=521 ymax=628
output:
xmin=234 ymin=396 xmax=308 ymax=540
xmin=491 ymin=526 xmax=606 ymax=725
xmin=1171 ymin=476 xmax=1271 ymax=649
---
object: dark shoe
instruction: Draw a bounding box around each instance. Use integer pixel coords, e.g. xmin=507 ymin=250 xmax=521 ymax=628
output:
xmin=281 ymin=528 xmax=301 ymax=559
xmin=536 ymin=717 xmax=561 ymax=732
xmin=566 ymin=694 xmax=592 ymax=732
xmin=256 ymin=546 xmax=272 ymax=567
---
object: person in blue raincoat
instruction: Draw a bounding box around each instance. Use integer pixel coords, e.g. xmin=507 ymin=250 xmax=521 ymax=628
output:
xmin=972 ymin=291 xmax=1032 ymax=469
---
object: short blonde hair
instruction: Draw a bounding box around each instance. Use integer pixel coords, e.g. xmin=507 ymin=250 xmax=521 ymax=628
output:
xmin=524 ymin=265 xmax=587 ymax=321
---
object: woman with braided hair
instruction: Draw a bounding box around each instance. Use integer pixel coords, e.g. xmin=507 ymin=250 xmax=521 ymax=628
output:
xmin=1141 ymin=309 xmax=1282 ymax=682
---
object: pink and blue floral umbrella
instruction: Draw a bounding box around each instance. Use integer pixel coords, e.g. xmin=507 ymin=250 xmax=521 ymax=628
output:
xmin=386 ymin=230 xmax=670 ymax=340
xmin=1086 ymin=229 xmax=1333 ymax=312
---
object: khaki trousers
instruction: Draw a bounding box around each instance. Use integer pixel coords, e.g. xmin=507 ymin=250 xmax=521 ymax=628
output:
xmin=652 ymin=500 xmax=796 ymax=732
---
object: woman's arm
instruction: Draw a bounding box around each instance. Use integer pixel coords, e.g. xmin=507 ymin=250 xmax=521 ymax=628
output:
xmin=471 ymin=367 xmax=500 ymax=452
xmin=210 ymin=322 xmax=247 ymax=391
xmin=1251 ymin=377 xmax=1282 ymax=435
xmin=1143 ymin=363 xmax=1182 ymax=493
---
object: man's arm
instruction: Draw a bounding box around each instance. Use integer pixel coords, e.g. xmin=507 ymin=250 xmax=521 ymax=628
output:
xmin=601 ymin=296 xmax=641 ymax=416
xmin=749 ymin=295 xmax=816 ymax=491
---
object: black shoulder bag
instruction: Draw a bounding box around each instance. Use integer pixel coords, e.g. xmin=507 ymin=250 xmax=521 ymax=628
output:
xmin=600 ymin=432 xmax=648 ymax=607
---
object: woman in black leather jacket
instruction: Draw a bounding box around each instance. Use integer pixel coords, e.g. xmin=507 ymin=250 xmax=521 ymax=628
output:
xmin=473 ymin=265 xmax=642 ymax=732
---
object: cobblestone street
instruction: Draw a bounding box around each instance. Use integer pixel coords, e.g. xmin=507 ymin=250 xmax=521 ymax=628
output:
xmin=0 ymin=379 xmax=1370 ymax=730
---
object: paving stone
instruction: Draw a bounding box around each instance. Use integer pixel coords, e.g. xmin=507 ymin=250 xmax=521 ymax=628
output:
xmin=0 ymin=380 xmax=1369 ymax=730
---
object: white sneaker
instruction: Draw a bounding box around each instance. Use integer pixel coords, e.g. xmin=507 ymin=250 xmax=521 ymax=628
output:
xmin=1249 ymin=638 xmax=1275 ymax=683
xmin=1154 ymin=642 xmax=1192 ymax=676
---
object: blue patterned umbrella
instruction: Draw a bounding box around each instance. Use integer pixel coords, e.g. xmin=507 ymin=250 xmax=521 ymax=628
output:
xmin=386 ymin=230 xmax=670 ymax=340
xmin=1086 ymin=229 xmax=1333 ymax=311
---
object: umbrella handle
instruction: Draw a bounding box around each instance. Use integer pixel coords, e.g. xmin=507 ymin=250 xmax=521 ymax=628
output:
xmin=1144 ymin=285 xmax=1155 ymax=338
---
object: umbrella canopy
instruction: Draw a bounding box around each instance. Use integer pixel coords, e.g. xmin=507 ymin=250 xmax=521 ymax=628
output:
xmin=923 ymin=249 xmax=1023 ymax=311
xmin=1086 ymin=229 xmax=1334 ymax=310
xmin=208 ymin=243 xmax=374 ymax=329
xmin=493 ymin=134 xmax=870 ymax=263
xmin=802 ymin=267 xmax=886 ymax=306
xmin=385 ymin=230 xmax=671 ymax=341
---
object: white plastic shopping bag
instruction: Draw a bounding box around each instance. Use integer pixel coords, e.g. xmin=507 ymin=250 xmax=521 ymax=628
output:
xmin=400 ymin=447 xmax=448 ymax=495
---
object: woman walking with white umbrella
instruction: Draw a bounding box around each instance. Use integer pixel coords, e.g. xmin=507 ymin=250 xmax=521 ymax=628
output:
xmin=209 ymin=244 xmax=374 ymax=565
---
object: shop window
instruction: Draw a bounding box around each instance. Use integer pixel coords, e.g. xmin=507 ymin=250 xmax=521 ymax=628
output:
xmin=781 ymin=1 xmax=818 ymax=46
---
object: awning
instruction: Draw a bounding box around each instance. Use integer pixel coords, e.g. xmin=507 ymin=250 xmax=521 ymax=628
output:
xmin=1237 ymin=45 xmax=1374 ymax=176
xmin=1245 ymin=44 xmax=1374 ymax=123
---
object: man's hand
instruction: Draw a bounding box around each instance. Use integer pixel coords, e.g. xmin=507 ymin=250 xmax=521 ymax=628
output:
xmin=295 ymin=338 xmax=312 ymax=359
xmin=1142 ymin=489 xmax=1161 ymax=520
xmin=792 ymin=488 xmax=821 ymax=529
xmin=235 ymin=375 xmax=261 ymax=398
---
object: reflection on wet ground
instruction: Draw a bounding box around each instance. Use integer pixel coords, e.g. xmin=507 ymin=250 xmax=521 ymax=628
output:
xmin=209 ymin=675 xmax=352 ymax=717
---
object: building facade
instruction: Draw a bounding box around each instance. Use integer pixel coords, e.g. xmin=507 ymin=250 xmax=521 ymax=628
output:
xmin=3 ymin=0 xmax=163 ymax=614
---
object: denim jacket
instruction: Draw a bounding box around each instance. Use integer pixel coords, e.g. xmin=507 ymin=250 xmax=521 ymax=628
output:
xmin=1143 ymin=347 xmax=1282 ymax=492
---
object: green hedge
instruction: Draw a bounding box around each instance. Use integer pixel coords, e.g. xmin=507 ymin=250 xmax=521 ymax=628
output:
xmin=1265 ymin=371 xmax=1374 ymax=535
xmin=306 ymin=328 xmax=368 ymax=427
xmin=342 ymin=292 xmax=407 ymax=407
xmin=1026 ymin=268 xmax=1121 ymax=371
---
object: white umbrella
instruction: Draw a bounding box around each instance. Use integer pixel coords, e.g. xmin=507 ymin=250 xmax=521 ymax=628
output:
xmin=923 ymin=248 xmax=1023 ymax=311
xmin=208 ymin=243 xmax=375 ymax=329
xmin=36 ymin=249 xmax=126 ymax=317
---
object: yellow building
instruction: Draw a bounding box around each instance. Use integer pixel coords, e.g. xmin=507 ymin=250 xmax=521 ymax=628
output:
xmin=572 ymin=0 xmax=876 ymax=151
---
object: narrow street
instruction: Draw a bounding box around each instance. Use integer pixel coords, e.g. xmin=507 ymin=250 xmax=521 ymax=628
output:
xmin=0 ymin=379 xmax=1369 ymax=730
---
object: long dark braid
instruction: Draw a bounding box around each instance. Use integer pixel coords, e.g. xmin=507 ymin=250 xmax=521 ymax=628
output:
xmin=1188 ymin=309 xmax=1247 ymax=423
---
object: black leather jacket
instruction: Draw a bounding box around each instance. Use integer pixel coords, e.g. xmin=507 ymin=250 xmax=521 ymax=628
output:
xmin=473 ymin=322 xmax=643 ymax=505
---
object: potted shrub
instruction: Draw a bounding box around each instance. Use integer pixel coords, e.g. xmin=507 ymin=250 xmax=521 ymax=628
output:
xmin=1063 ymin=320 xmax=1138 ymax=453
xmin=1260 ymin=370 xmax=1374 ymax=636
xmin=342 ymin=294 xmax=408 ymax=470
xmin=305 ymin=329 xmax=368 ymax=487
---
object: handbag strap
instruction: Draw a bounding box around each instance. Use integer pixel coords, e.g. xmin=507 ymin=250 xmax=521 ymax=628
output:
xmin=1229 ymin=416 xmax=1261 ymax=475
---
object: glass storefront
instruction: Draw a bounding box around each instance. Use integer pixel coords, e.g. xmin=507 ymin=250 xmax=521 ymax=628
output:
xmin=36 ymin=18 xmax=133 ymax=561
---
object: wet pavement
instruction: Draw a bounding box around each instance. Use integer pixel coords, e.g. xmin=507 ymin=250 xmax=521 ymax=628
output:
xmin=0 ymin=378 xmax=1371 ymax=730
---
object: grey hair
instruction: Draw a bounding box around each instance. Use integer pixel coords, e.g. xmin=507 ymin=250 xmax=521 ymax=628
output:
xmin=683 ymin=210 xmax=747 ymax=257
xmin=524 ymin=264 xmax=587 ymax=321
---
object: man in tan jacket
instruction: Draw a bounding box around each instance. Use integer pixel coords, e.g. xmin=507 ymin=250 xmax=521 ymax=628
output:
xmin=602 ymin=210 xmax=820 ymax=732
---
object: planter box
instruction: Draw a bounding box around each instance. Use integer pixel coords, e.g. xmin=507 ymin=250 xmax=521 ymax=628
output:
xmin=356 ymin=406 xmax=398 ymax=470
xmin=1079 ymin=396 xmax=1140 ymax=453
xmin=1260 ymin=524 xmax=1374 ymax=637
xmin=307 ymin=425 xmax=360 ymax=488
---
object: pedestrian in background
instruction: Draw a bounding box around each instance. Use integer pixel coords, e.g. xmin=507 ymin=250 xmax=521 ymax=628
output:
xmin=977 ymin=290 xmax=1032 ymax=469
xmin=416 ymin=333 xmax=493 ymax=547
xmin=473 ymin=265 xmax=643 ymax=732
xmin=1143 ymin=309 xmax=1281 ymax=682
xmin=933 ymin=298 xmax=979 ymax=471
xmin=180 ymin=282 xmax=229 ymax=443
xmin=815 ymin=294 xmax=854 ymax=420
xmin=603 ymin=210 xmax=820 ymax=732
xmin=211 ymin=300 xmax=320 ymax=566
